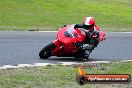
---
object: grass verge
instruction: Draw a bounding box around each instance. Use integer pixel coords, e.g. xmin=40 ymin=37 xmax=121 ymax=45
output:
xmin=0 ymin=62 xmax=132 ymax=88
xmin=0 ymin=0 xmax=132 ymax=31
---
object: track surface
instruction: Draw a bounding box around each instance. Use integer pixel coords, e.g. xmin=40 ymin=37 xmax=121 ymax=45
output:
xmin=0 ymin=31 xmax=132 ymax=66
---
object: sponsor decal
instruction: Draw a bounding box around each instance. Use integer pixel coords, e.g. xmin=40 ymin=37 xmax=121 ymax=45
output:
xmin=76 ymin=65 xmax=131 ymax=85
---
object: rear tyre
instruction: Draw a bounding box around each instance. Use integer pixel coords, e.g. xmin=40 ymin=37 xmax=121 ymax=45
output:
xmin=39 ymin=42 xmax=56 ymax=59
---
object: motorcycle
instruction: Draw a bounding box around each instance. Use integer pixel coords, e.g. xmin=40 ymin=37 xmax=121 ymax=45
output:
xmin=39 ymin=25 xmax=105 ymax=60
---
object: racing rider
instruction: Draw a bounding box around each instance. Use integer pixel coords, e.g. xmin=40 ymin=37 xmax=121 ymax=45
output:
xmin=74 ymin=17 xmax=101 ymax=59
xmin=63 ymin=17 xmax=105 ymax=59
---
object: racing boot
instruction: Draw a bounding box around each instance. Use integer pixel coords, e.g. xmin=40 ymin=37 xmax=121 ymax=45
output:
xmin=83 ymin=50 xmax=91 ymax=60
xmin=83 ymin=45 xmax=95 ymax=60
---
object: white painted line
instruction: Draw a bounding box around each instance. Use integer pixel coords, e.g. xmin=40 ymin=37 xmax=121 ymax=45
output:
xmin=17 ymin=64 xmax=33 ymax=67
xmin=36 ymin=31 xmax=132 ymax=33
xmin=34 ymin=63 xmax=55 ymax=66
xmin=37 ymin=31 xmax=57 ymax=32
xmin=60 ymin=62 xmax=80 ymax=65
xmin=1 ymin=65 xmax=18 ymax=69
xmin=119 ymin=60 xmax=132 ymax=62
xmin=110 ymin=32 xmax=132 ymax=33
xmin=0 ymin=60 xmax=132 ymax=69
xmin=87 ymin=61 xmax=111 ymax=63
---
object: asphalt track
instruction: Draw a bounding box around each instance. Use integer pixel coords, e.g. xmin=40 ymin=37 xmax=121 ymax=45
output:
xmin=0 ymin=31 xmax=132 ymax=66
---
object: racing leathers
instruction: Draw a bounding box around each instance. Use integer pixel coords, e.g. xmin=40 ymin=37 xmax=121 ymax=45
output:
xmin=74 ymin=24 xmax=100 ymax=58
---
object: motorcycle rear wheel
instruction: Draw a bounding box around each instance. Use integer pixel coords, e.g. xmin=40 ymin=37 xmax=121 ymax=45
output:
xmin=39 ymin=42 xmax=56 ymax=59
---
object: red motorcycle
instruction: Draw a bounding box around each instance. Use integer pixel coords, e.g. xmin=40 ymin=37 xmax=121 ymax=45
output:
xmin=39 ymin=25 xmax=105 ymax=60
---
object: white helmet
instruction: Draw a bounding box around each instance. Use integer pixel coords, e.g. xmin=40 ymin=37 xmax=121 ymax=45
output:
xmin=83 ymin=17 xmax=95 ymax=29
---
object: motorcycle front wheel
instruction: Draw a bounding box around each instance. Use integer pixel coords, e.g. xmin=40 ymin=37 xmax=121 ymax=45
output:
xmin=39 ymin=42 xmax=56 ymax=59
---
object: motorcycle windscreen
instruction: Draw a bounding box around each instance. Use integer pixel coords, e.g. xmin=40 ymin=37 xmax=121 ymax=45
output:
xmin=57 ymin=26 xmax=86 ymax=44
xmin=64 ymin=31 xmax=78 ymax=38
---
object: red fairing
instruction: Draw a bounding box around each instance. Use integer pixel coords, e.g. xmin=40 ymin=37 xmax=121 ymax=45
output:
xmin=99 ymin=31 xmax=105 ymax=41
xmin=57 ymin=26 xmax=86 ymax=44
xmin=52 ymin=39 xmax=61 ymax=54
xmin=52 ymin=25 xmax=86 ymax=56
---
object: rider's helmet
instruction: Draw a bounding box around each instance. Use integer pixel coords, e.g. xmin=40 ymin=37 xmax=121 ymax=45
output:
xmin=83 ymin=17 xmax=95 ymax=30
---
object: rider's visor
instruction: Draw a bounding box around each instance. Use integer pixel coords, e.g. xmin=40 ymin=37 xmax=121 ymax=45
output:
xmin=84 ymin=24 xmax=94 ymax=30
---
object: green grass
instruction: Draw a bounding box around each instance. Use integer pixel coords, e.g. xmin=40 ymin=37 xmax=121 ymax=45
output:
xmin=0 ymin=0 xmax=132 ymax=31
xmin=0 ymin=62 xmax=132 ymax=88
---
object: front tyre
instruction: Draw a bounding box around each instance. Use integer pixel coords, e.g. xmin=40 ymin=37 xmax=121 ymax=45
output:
xmin=39 ymin=42 xmax=56 ymax=59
